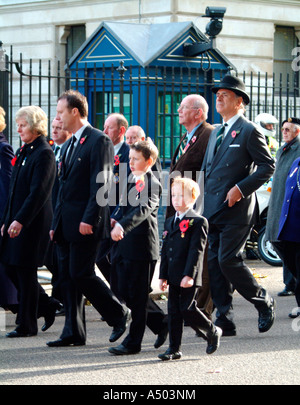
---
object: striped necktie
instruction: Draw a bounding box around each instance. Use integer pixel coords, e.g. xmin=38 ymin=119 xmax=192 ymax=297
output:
xmin=176 ymin=136 xmax=188 ymax=162
xmin=214 ymin=124 xmax=227 ymax=154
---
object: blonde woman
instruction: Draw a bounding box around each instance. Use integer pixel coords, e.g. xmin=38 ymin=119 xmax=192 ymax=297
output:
xmin=0 ymin=106 xmax=58 ymax=337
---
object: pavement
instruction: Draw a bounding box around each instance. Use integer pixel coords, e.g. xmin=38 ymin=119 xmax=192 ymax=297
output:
xmin=1 ymin=259 xmax=300 ymax=387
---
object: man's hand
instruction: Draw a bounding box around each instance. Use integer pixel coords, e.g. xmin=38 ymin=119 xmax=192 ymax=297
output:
xmin=225 ymin=185 xmax=242 ymax=207
xmin=159 ymin=279 xmax=168 ymax=292
xmin=180 ymin=276 xmax=194 ymax=288
xmin=79 ymin=222 xmax=94 ymax=235
xmin=7 ymin=221 xmax=23 ymax=239
xmin=111 ymin=225 xmax=124 ymax=242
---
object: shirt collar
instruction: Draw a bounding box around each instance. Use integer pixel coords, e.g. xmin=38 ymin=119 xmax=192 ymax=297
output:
xmin=223 ymin=114 xmax=241 ymax=137
xmin=72 ymin=123 xmax=89 ymax=145
xmin=175 ymin=207 xmax=192 ymax=222
xmin=186 ymin=122 xmax=202 ymax=143
xmin=114 ymin=141 xmax=124 ymax=156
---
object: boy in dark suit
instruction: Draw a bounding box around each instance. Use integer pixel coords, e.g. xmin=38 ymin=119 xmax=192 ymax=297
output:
xmin=108 ymin=139 xmax=163 ymax=355
xmin=158 ymin=177 xmax=222 ymax=361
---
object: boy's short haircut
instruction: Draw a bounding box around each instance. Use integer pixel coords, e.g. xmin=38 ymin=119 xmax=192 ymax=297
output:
xmin=172 ymin=176 xmax=200 ymax=201
xmin=130 ymin=138 xmax=158 ymax=165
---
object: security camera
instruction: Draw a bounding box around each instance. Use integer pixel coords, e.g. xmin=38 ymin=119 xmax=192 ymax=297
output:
xmin=183 ymin=6 xmax=227 ymax=58
xmin=203 ymin=7 xmax=226 ymax=19
xmin=202 ymin=7 xmax=226 ymax=39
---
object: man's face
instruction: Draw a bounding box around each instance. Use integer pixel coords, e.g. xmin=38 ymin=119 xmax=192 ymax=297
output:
xmin=56 ymin=99 xmax=74 ymax=132
xmin=177 ymin=97 xmax=201 ymax=128
xmin=281 ymin=123 xmax=299 ymax=143
xmin=52 ymin=119 xmax=71 ymax=145
xmin=126 ymin=128 xmax=141 ymax=145
xmin=104 ymin=116 xmax=122 ymax=145
xmin=215 ymin=89 xmax=242 ymax=117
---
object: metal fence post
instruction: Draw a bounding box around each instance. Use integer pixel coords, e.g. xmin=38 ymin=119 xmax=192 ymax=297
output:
xmin=0 ymin=41 xmax=9 ymax=140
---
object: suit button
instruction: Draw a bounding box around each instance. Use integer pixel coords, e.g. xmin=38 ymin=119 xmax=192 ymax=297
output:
xmin=169 ymin=248 xmax=173 ymax=252
xmin=169 ymin=258 xmax=172 ymax=262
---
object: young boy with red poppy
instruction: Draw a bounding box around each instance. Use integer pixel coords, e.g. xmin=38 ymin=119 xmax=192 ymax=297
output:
xmin=108 ymin=139 xmax=167 ymax=355
xmin=158 ymin=177 xmax=222 ymax=361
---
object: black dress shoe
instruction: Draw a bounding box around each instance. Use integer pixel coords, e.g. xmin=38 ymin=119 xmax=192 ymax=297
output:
xmin=206 ymin=326 xmax=222 ymax=355
xmin=214 ymin=319 xmax=236 ymax=337
xmin=46 ymin=338 xmax=85 ymax=347
xmin=6 ymin=330 xmax=37 ymax=338
xmin=288 ymin=310 xmax=300 ymax=319
xmin=158 ymin=348 xmax=182 ymax=361
xmin=109 ymin=310 xmax=131 ymax=343
xmin=218 ymin=328 xmax=236 ymax=337
xmin=278 ymin=287 xmax=295 ymax=297
xmin=41 ymin=302 xmax=63 ymax=332
xmin=108 ymin=344 xmax=140 ymax=355
xmin=258 ymin=298 xmax=276 ymax=333
xmin=154 ymin=325 xmax=168 ymax=349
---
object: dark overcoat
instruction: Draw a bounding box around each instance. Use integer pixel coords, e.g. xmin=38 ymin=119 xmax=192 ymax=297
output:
xmin=0 ymin=132 xmax=14 ymax=217
xmin=265 ymin=135 xmax=300 ymax=242
xmin=0 ymin=135 xmax=56 ymax=267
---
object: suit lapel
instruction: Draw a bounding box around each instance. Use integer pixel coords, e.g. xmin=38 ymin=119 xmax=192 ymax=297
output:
xmin=208 ymin=116 xmax=244 ymax=172
xmin=63 ymin=126 xmax=91 ymax=177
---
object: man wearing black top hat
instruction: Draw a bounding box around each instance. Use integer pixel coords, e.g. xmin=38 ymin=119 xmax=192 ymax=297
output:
xmin=202 ymin=75 xmax=276 ymax=336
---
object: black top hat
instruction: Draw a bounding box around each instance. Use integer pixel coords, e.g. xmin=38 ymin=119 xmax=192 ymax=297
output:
xmin=212 ymin=75 xmax=250 ymax=105
xmin=282 ymin=117 xmax=300 ymax=126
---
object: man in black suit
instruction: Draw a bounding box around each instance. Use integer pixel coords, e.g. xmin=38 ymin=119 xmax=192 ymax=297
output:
xmin=47 ymin=90 xmax=130 ymax=347
xmin=202 ymin=75 xmax=276 ymax=336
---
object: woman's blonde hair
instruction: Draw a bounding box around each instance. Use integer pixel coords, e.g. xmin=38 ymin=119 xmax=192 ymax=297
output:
xmin=16 ymin=105 xmax=48 ymax=137
xmin=0 ymin=106 xmax=6 ymax=132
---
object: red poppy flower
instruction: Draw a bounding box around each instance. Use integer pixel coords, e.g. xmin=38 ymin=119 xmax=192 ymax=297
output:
xmin=179 ymin=219 xmax=190 ymax=233
xmin=135 ymin=179 xmax=145 ymax=193
xmin=49 ymin=139 xmax=54 ymax=146
xmin=11 ymin=156 xmax=17 ymax=166
xmin=114 ymin=155 xmax=120 ymax=166
xmin=80 ymin=136 xmax=86 ymax=144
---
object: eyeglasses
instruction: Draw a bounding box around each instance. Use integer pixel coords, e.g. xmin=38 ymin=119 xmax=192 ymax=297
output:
xmin=178 ymin=103 xmax=201 ymax=110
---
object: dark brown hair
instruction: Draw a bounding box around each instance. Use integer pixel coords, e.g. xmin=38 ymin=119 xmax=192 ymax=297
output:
xmin=58 ymin=90 xmax=88 ymax=118
xmin=130 ymin=138 xmax=158 ymax=165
